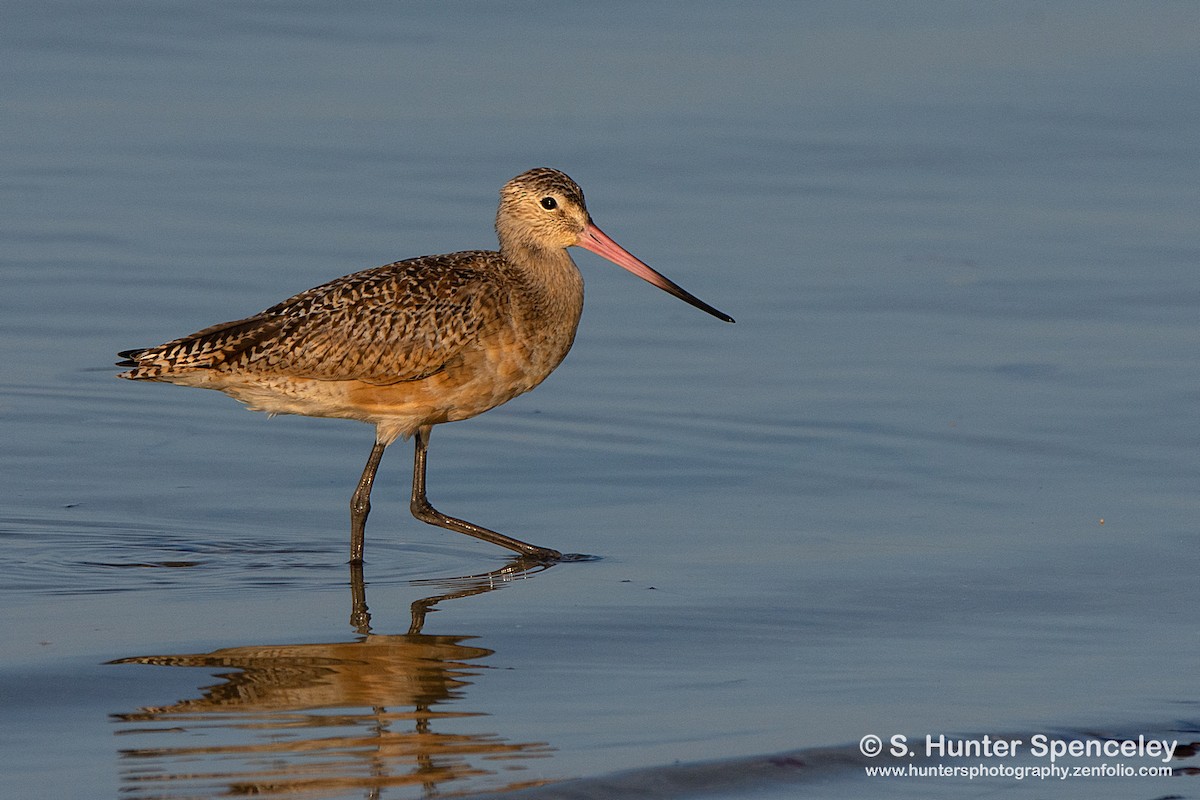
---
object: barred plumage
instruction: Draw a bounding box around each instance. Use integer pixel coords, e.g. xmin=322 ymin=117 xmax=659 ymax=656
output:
xmin=120 ymin=251 xmax=515 ymax=386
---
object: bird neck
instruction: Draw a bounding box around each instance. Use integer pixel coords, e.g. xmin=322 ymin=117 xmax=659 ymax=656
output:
xmin=499 ymin=242 xmax=585 ymax=322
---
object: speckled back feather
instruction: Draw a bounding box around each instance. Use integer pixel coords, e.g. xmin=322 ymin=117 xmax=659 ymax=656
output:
xmin=118 ymin=250 xmax=516 ymax=386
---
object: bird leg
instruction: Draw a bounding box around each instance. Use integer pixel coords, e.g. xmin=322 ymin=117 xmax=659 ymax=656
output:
xmin=349 ymin=560 xmax=371 ymax=634
xmin=410 ymin=425 xmax=562 ymax=561
xmin=350 ymin=441 xmax=387 ymax=564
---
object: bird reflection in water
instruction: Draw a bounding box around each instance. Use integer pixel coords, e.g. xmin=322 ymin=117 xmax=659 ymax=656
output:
xmin=109 ymin=559 xmax=555 ymax=798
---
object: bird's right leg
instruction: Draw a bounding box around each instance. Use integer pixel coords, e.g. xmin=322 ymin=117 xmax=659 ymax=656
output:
xmin=350 ymin=441 xmax=387 ymax=564
xmin=409 ymin=425 xmax=562 ymax=561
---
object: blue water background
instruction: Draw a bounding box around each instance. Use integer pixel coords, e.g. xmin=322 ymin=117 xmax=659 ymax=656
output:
xmin=2 ymin=3 xmax=1198 ymax=798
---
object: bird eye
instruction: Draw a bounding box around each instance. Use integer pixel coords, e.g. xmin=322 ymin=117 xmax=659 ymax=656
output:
xmin=540 ymin=197 xmax=558 ymax=210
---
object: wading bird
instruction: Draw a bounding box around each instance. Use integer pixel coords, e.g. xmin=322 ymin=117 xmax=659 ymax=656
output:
xmin=118 ymin=168 xmax=733 ymax=563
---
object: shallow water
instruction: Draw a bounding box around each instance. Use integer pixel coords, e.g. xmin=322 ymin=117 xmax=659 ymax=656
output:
xmin=3 ymin=2 xmax=1200 ymax=798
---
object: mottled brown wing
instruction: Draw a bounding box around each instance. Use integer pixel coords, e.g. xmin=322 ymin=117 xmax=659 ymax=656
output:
xmin=123 ymin=251 xmax=512 ymax=385
xmin=252 ymin=252 xmax=511 ymax=384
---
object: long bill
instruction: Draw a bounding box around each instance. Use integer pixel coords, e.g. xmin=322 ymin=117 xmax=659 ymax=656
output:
xmin=575 ymin=222 xmax=735 ymax=323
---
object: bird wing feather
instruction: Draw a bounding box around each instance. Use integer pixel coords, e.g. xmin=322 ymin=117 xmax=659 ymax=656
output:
xmin=123 ymin=251 xmax=512 ymax=385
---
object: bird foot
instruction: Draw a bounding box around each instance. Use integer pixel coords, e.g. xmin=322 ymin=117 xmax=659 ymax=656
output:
xmin=558 ymin=552 xmax=601 ymax=562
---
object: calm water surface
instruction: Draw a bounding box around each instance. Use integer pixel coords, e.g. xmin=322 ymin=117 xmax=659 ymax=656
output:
xmin=3 ymin=3 xmax=1199 ymax=798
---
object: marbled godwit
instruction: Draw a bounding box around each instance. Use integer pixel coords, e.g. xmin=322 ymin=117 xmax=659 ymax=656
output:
xmin=117 ymin=168 xmax=733 ymax=563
